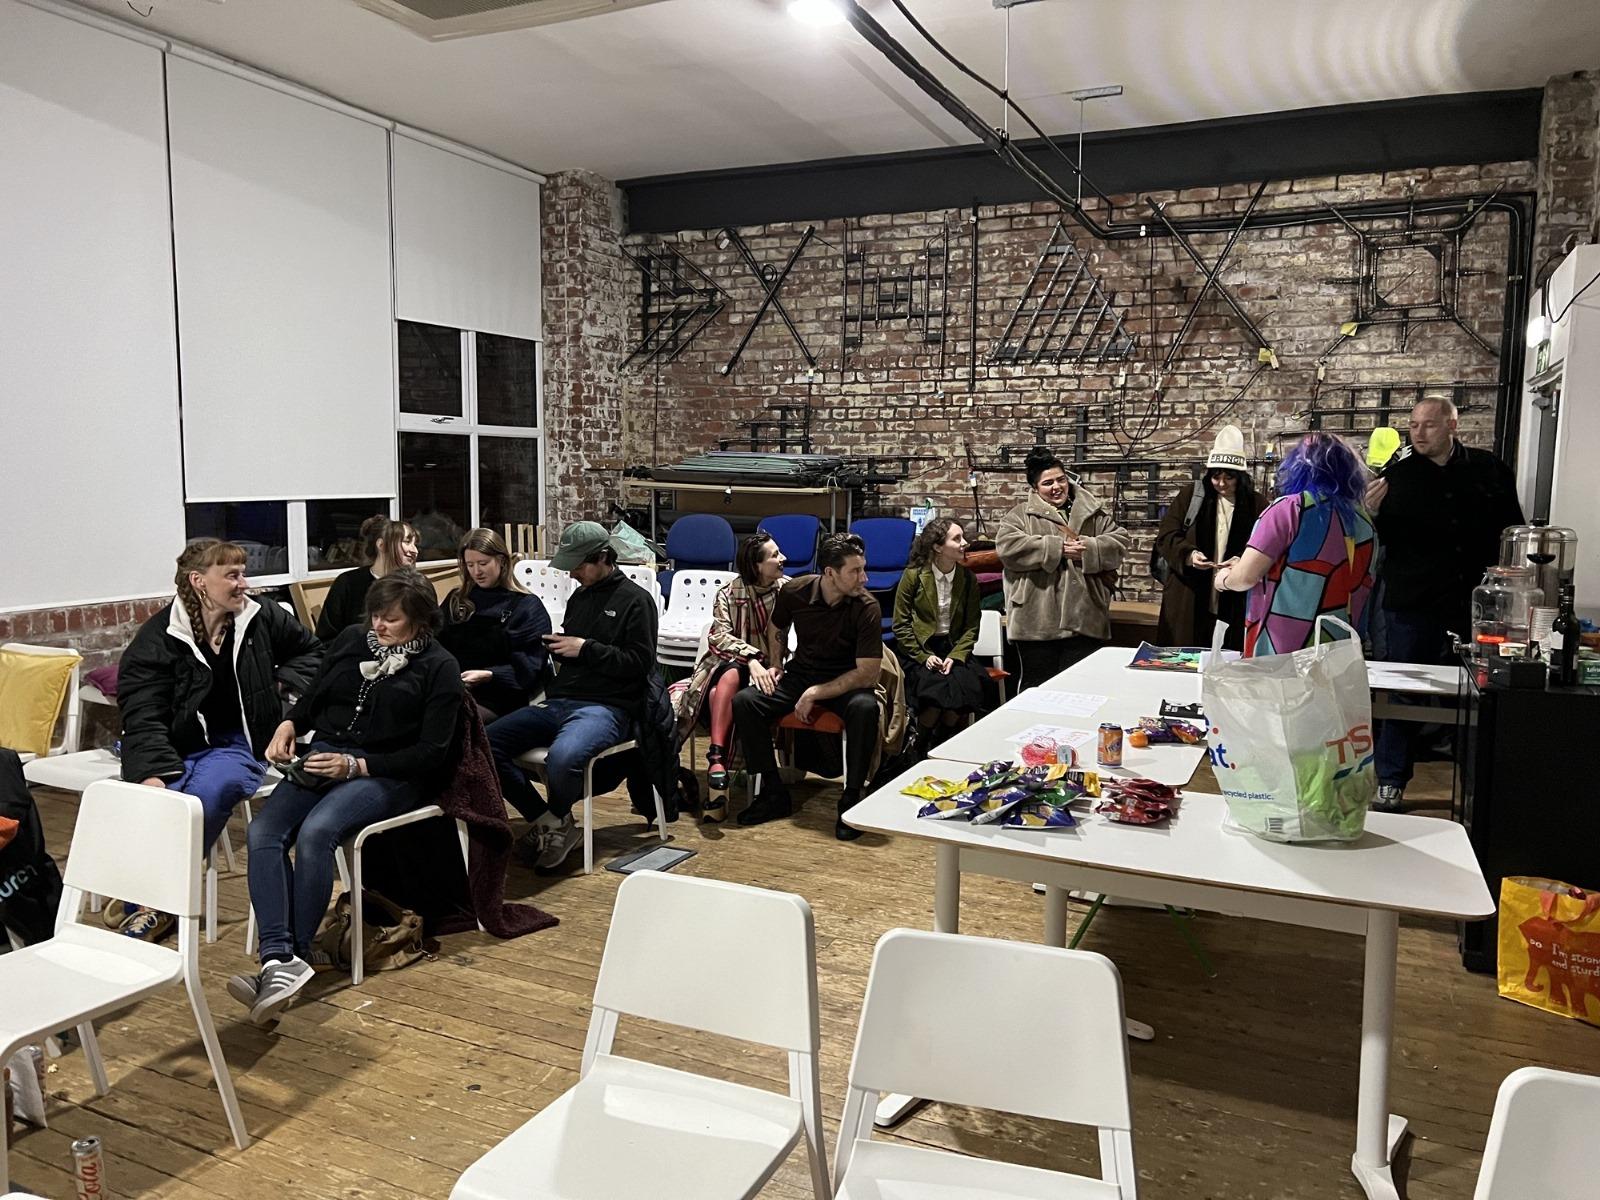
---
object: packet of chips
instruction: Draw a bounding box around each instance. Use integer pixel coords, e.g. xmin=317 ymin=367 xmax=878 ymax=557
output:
xmin=970 ymin=787 xmax=1033 ymax=825
xmin=902 ymin=775 xmax=968 ymax=800
xmin=917 ymin=796 xmax=981 ymax=820
xmin=1002 ymin=800 xmax=1079 ymax=829
xmin=1016 ymin=763 xmax=1071 ymax=789
xmin=967 ymin=760 xmax=1021 ymax=789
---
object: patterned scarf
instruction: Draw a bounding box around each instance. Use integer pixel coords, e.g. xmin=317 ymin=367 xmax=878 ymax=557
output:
xmin=348 ymin=629 xmax=430 ymax=728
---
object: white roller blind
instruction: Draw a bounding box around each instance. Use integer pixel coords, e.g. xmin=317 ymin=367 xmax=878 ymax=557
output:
xmin=392 ymin=135 xmax=542 ymax=340
xmin=167 ymin=57 xmax=394 ymax=503
xmin=0 ymin=0 xmax=185 ymax=610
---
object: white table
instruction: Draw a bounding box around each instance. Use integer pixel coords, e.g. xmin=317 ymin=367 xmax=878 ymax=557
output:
xmin=847 ymin=758 xmax=1494 ymax=1200
xmin=931 ymin=704 xmax=1206 ymax=787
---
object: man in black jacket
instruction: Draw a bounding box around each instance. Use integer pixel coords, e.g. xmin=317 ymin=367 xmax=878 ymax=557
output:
xmin=1365 ymin=397 xmax=1523 ymax=810
xmin=487 ymin=522 xmax=658 ymax=872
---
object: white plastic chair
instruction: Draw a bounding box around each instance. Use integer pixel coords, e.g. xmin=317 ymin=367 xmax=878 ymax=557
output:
xmin=0 ymin=782 xmax=250 ymax=1193
xmin=2 ymin=643 xmax=83 ymax=760
xmin=974 ymin=608 xmax=1011 ymax=703
xmin=514 ymin=739 xmax=669 ymax=874
xmin=244 ymin=802 xmax=472 ymax=985
xmin=659 ymin=569 xmax=737 ymax=640
xmin=511 ymin=559 xmax=573 ymax=629
xmin=619 ymin=563 xmax=665 ymax=614
xmin=450 ymin=871 xmax=829 ymax=1200
xmin=1474 ymin=1066 xmax=1600 ymax=1198
xmin=835 ymin=929 xmax=1137 ymax=1199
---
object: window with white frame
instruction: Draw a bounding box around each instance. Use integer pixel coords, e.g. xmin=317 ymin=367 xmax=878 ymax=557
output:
xmin=397 ymin=321 xmax=544 ymax=562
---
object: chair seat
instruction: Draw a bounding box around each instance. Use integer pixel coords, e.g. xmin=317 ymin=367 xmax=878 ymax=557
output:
xmin=865 ymin=570 xmax=904 ymax=591
xmin=514 ymin=740 xmax=638 ymax=771
xmin=0 ymin=924 xmax=181 ymax=1050
xmin=777 ymin=711 xmax=845 ymax=735
xmin=836 ymin=1139 xmax=1122 ymax=1200
xmin=450 ymin=1053 xmax=804 ymax=1200
xmin=22 ymin=749 xmax=120 ymax=792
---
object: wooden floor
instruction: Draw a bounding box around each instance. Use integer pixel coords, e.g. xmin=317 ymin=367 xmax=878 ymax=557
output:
xmin=10 ymin=755 xmax=1600 ymax=1199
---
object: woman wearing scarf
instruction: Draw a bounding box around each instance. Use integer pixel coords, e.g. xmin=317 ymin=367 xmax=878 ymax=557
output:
xmin=672 ymin=533 xmax=787 ymax=823
xmin=234 ymin=568 xmax=464 ymax=1024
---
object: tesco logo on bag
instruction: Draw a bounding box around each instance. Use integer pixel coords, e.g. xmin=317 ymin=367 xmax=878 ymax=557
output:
xmin=1325 ymin=723 xmax=1373 ymax=776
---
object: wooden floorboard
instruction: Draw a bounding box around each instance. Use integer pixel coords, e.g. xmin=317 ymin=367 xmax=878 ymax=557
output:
xmin=10 ymin=755 xmax=1600 ymax=1199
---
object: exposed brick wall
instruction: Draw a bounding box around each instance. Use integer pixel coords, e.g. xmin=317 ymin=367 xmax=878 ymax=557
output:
xmin=1535 ymin=70 xmax=1600 ymax=269
xmin=610 ymin=161 xmax=1536 ymax=598
xmin=540 ymin=169 xmax=629 ymax=536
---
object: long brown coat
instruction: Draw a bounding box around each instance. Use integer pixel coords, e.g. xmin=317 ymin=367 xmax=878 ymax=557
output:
xmin=1154 ymin=480 xmax=1263 ymax=647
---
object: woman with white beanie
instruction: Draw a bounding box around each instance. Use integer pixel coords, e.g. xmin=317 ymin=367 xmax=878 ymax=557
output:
xmin=1154 ymin=425 xmax=1263 ymax=651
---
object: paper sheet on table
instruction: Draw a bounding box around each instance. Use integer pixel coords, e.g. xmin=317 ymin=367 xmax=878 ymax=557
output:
xmin=1009 ymin=690 xmax=1108 ymax=719
xmin=1004 ymin=724 xmax=1096 ymax=750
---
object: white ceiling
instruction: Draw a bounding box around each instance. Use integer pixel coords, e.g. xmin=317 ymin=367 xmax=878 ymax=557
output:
xmin=67 ymin=0 xmax=1600 ymax=180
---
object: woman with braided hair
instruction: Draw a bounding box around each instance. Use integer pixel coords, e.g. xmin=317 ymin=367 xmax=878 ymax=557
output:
xmin=114 ymin=538 xmax=323 ymax=940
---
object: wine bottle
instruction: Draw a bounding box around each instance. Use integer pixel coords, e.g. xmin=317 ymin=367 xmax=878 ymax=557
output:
xmin=1550 ymin=583 xmax=1579 ymax=687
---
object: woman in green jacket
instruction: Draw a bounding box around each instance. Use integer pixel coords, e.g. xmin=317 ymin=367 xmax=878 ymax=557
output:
xmin=892 ymin=517 xmax=987 ymax=746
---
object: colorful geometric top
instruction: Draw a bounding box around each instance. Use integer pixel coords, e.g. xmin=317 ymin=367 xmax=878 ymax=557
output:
xmin=1243 ymin=492 xmax=1376 ymax=658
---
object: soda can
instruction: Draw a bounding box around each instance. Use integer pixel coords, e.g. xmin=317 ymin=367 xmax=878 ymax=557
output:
xmin=1097 ymin=723 xmax=1124 ymax=768
xmin=71 ymin=1134 xmax=106 ymax=1199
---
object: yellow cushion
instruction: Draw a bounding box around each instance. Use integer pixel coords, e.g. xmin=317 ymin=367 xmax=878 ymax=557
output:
xmin=0 ymin=648 xmax=81 ymax=756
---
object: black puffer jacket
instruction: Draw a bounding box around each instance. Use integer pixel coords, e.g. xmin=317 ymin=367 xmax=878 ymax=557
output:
xmin=118 ymin=598 xmax=323 ymax=782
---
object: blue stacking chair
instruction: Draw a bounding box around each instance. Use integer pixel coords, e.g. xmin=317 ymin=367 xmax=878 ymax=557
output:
xmin=850 ymin=517 xmax=916 ymax=592
xmin=758 ymin=514 xmax=822 ymax=577
xmin=659 ymin=514 xmax=737 ymax=598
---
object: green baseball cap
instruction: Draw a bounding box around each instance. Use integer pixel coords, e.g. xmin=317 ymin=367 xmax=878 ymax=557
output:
xmin=549 ymin=521 xmax=622 ymax=571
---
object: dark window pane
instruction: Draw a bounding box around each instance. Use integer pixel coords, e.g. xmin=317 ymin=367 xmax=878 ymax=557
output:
xmin=307 ymin=498 xmax=390 ymax=570
xmin=478 ymin=436 xmax=540 ymax=530
xmin=184 ymin=502 xmax=288 ymax=576
xmin=399 ymin=432 xmax=469 ymax=561
xmin=399 ymin=321 xmax=462 ymax=417
xmin=476 ymin=332 xmax=538 ymax=428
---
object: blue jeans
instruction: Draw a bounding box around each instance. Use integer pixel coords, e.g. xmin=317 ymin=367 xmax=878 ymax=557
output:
xmin=170 ymin=734 xmax=266 ymax=853
xmin=487 ymin=699 xmax=632 ymax=821
xmin=247 ymin=763 xmax=421 ymax=964
xmin=1373 ymin=607 xmax=1455 ymax=789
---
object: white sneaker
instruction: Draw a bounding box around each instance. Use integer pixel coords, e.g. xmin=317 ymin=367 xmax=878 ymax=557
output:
xmin=533 ymin=815 xmax=582 ymax=873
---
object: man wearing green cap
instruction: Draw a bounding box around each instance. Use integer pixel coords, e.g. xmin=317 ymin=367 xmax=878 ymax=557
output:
xmin=487 ymin=521 xmax=658 ymax=870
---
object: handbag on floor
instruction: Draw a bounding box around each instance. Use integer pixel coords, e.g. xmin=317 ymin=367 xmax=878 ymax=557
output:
xmin=1201 ymin=615 xmax=1374 ymax=842
xmin=313 ymin=889 xmax=427 ymax=973
xmin=1497 ymin=877 xmax=1600 ymax=1026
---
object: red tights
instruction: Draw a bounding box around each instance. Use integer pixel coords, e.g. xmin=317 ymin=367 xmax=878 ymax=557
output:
xmin=707 ymin=668 xmax=742 ymax=748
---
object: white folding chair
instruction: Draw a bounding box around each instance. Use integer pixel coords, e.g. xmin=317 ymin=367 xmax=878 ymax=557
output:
xmin=511 ymin=559 xmax=572 ymax=630
xmin=514 ymin=739 xmax=668 ymax=874
xmin=1474 ymin=1066 xmax=1600 ymax=1198
xmin=618 ymin=563 xmax=665 ymax=614
xmin=0 ymin=782 xmax=249 ymax=1193
xmin=2 ymin=643 xmax=83 ymax=760
xmin=450 ymin=872 xmax=829 ymax=1200
xmin=835 ymin=929 xmax=1137 ymax=1199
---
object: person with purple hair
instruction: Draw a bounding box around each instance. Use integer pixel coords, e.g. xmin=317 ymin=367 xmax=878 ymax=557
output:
xmin=1213 ymin=432 xmax=1377 ymax=657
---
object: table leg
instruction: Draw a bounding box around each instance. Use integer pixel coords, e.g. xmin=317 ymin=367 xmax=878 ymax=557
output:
xmin=876 ymin=845 xmax=962 ymax=1128
xmin=1351 ymin=909 xmax=1407 ymax=1200
xmin=1047 ymin=887 xmax=1154 ymax=1042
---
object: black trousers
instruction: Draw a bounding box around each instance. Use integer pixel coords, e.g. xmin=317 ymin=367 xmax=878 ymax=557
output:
xmin=731 ymin=668 xmax=880 ymax=796
xmin=1013 ymin=635 xmax=1102 ymax=691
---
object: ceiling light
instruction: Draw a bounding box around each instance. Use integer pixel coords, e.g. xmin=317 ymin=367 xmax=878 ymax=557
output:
xmin=788 ymin=0 xmax=846 ymax=27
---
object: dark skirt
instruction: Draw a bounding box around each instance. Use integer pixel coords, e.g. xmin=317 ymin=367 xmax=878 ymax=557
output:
xmin=902 ymin=634 xmax=989 ymax=714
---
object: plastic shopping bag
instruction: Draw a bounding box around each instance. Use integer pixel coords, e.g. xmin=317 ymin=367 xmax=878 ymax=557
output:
xmin=1200 ymin=616 xmax=1374 ymax=842
xmin=1497 ymin=877 xmax=1600 ymax=1025
xmin=609 ymin=520 xmax=662 ymax=566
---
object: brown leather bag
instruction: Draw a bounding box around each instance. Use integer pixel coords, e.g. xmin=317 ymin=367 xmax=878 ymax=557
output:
xmin=314 ymin=889 xmax=426 ymax=974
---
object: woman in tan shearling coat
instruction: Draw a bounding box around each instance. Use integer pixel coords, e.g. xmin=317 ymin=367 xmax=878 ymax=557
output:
xmin=996 ymin=448 xmax=1131 ymax=689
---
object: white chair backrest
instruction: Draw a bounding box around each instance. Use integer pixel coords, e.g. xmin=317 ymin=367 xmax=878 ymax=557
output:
xmin=975 ymin=609 xmax=1003 ymax=658
xmin=593 ymin=871 xmax=818 ymax=1053
xmin=3 ymin=641 xmax=83 ymax=753
xmin=513 ymin=559 xmax=574 ymax=622
xmin=665 ymin=570 xmax=737 ymax=622
xmin=1475 ymin=1066 xmax=1600 ymax=1198
xmin=65 ymin=781 xmax=204 ymax=918
xmin=619 ymin=564 xmax=664 ymax=613
xmin=850 ymin=929 xmax=1131 ymax=1129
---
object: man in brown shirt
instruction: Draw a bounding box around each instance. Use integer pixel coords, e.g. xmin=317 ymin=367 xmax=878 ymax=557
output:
xmin=733 ymin=533 xmax=882 ymax=840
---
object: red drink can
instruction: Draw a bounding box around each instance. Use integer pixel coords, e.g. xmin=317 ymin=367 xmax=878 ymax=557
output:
xmin=72 ymin=1135 xmax=106 ymax=1199
xmin=1097 ymin=723 xmax=1124 ymax=767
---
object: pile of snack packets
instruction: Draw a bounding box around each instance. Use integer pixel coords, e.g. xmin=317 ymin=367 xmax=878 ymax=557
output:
xmin=1126 ymin=716 xmax=1205 ymax=749
xmin=902 ymin=760 xmax=1181 ymax=828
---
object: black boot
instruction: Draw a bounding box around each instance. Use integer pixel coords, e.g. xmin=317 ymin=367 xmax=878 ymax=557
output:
xmin=737 ymin=777 xmax=792 ymax=826
xmin=836 ymin=791 xmax=863 ymax=841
